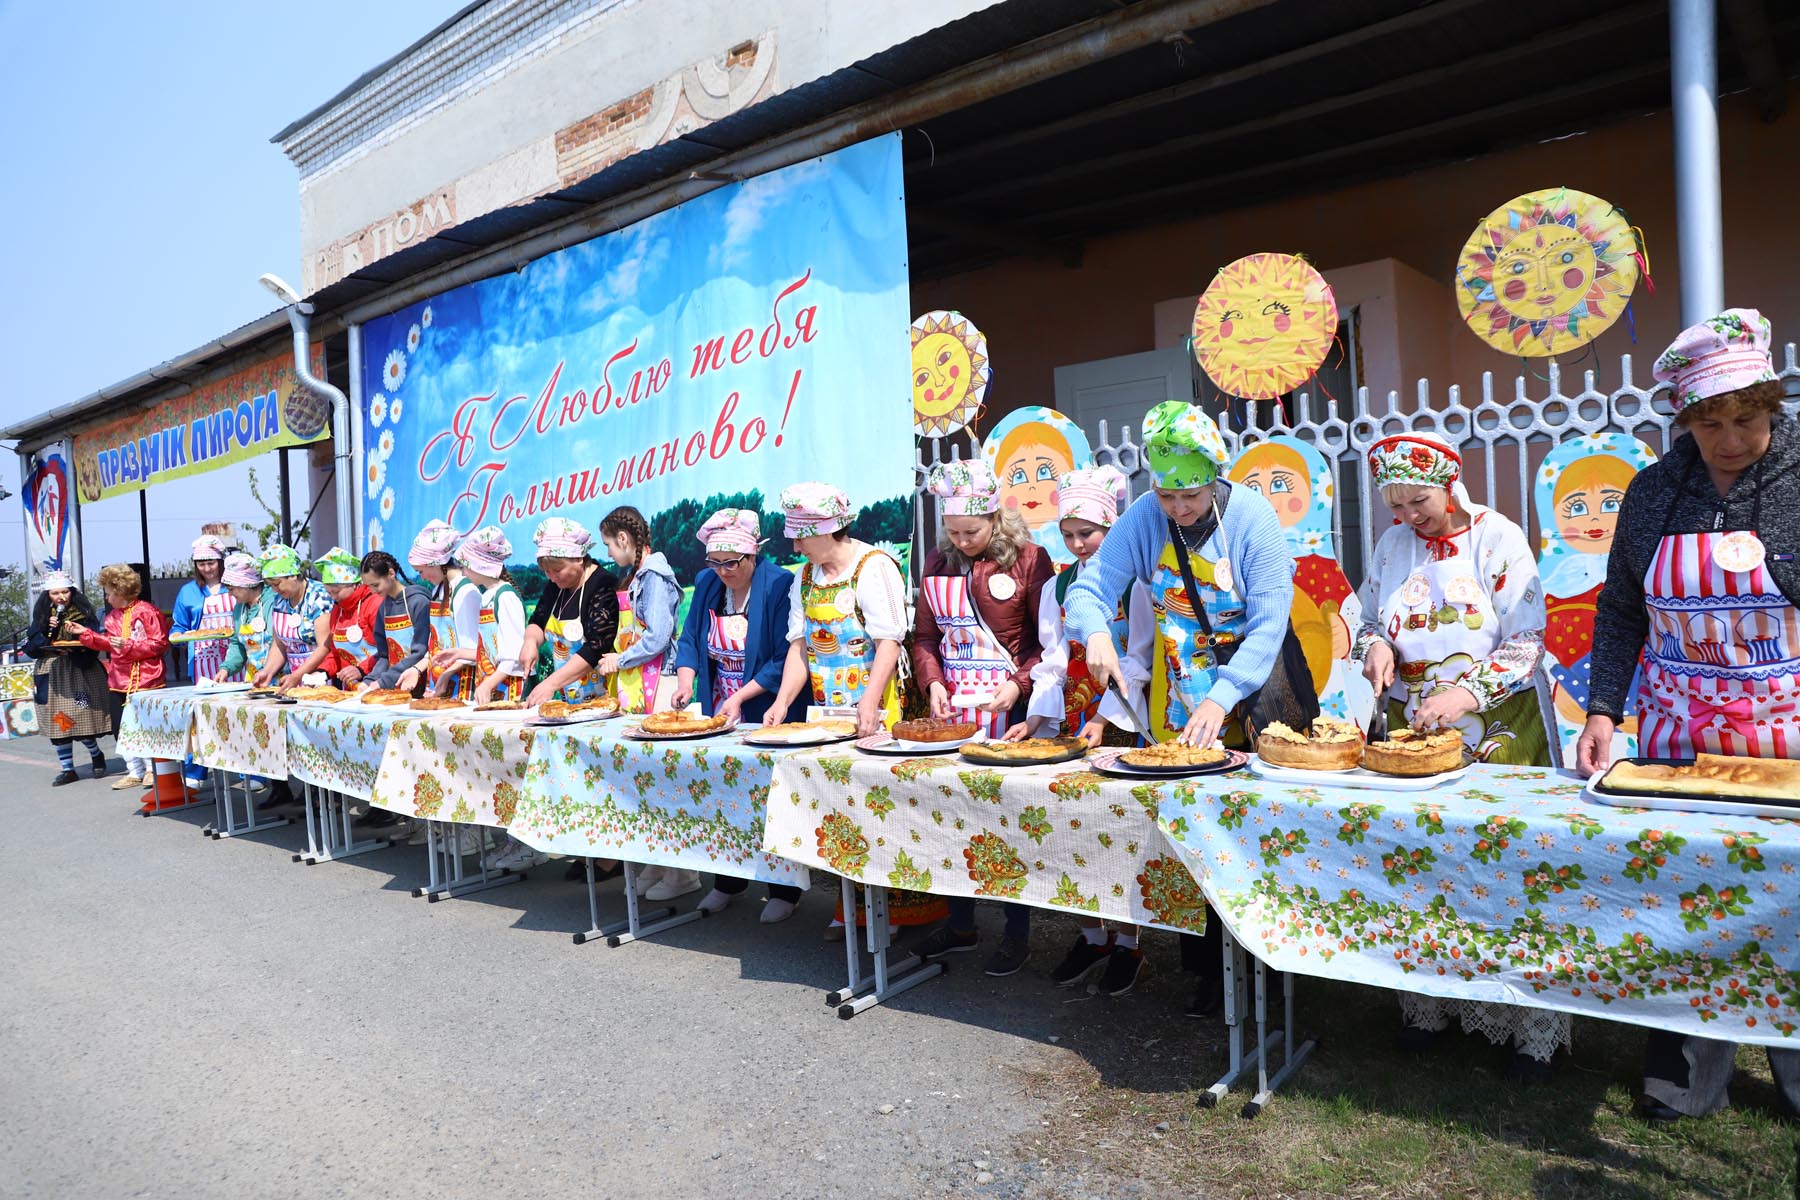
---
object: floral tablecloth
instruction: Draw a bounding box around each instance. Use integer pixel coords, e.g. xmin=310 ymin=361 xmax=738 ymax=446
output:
xmin=1152 ymin=763 xmax=1800 ymax=1047
xmin=117 ymin=689 xmax=197 ymax=760
xmin=367 ymin=715 xmax=536 ymax=827
xmin=765 ymin=750 xmax=1207 ymax=934
xmin=190 ymin=696 xmax=289 ymax=777
xmin=283 ymin=706 xmax=395 ymax=800
xmin=509 ymin=726 xmax=810 ymax=887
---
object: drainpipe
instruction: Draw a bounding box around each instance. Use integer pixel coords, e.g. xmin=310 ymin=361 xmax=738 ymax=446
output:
xmin=261 ymin=274 xmax=352 ymax=555
xmin=347 ymin=323 xmax=364 ymax=554
xmin=1670 ymin=0 xmax=1725 ymax=324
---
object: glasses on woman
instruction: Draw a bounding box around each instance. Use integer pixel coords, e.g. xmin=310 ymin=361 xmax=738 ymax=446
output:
xmin=704 ymin=555 xmax=750 ymax=571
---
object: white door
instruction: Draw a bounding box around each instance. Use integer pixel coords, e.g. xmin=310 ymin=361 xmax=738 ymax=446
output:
xmin=1053 ymin=347 xmax=1199 ymax=492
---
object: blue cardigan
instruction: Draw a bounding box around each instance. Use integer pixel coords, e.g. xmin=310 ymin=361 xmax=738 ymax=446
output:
xmin=1065 ymin=484 xmax=1295 ymax=714
xmin=672 ymin=556 xmax=796 ymax=720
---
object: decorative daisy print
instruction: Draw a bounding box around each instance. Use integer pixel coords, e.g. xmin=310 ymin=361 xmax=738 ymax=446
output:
xmin=406 ymin=324 xmax=421 ymax=354
xmin=377 ymin=429 xmax=396 ymax=460
xmin=366 ymin=455 xmax=386 ymax=500
xmin=388 ymin=394 xmax=403 ymax=424
xmin=367 ymin=519 xmax=384 ymax=552
xmin=368 ymin=393 xmax=387 ymax=429
xmin=421 ymin=306 xmax=433 ymax=329
xmin=383 ymin=348 xmax=406 ymax=391
xmin=379 ymin=487 xmax=396 ymax=521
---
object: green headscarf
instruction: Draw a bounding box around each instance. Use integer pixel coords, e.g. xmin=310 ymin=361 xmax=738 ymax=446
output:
xmin=313 ymin=546 xmax=361 ymax=585
xmin=1142 ymin=401 xmax=1230 ymax=489
xmin=257 ymin=543 xmax=305 ymax=579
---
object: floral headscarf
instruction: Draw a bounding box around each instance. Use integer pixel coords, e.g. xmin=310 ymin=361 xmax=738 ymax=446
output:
xmin=780 ymin=482 xmax=854 ymax=539
xmin=222 ymin=553 xmax=264 ymax=588
xmin=1142 ymin=401 xmax=1229 ymax=489
xmin=257 ymin=543 xmax=304 ymax=579
xmin=1368 ymin=433 xmax=1461 ymax=491
xmin=408 ymin=520 xmax=462 ymax=567
xmin=1055 ymin=466 xmax=1131 ymax=527
xmin=533 ymin=516 xmax=593 ymax=560
xmin=926 ymin=459 xmax=1002 ymax=517
xmin=1653 ymin=307 xmax=1779 ymax=410
xmin=457 ymin=527 xmax=513 ymax=577
xmin=313 ymin=546 xmax=362 ymax=585
xmin=42 ymin=570 xmax=74 ymax=591
xmin=697 ymin=509 xmax=763 ymax=556
xmin=190 ymin=534 xmax=227 ymax=562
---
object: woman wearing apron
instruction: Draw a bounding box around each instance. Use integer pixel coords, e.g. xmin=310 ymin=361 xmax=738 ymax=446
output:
xmin=311 ymin=547 xmax=384 ymax=689
xmin=502 ymin=517 xmax=619 ymax=709
xmin=765 ymin=482 xmax=944 ymax=938
xmin=1580 ymin=308 xmax=1800 ymax=1122
xmin=1353 ymin=432 xmax=1563 ymax=1080
xmin=259 ymin=544 xmax=333 ymax=693
xmin=28 ymin=572 xmax=112 ymax=785
xmin=1067 ymin=401 xmax=1296 ymax=1016
xmin=671 ymin=508 xmax=803 ymax=920
xmin=461 ymin=527 xmax=531 ymax=706
xmin=1016 ymin=467 xmax=1159 ymax=996
xmin=598 ymin=506 xmax=681 ymax=718
xmin=218 ymin=553 xmax=282 ymax=684
xmin=910 ymin=459 xmax=1054 ymax=977
xmin=395 ymin=521 xmax=476 ymax=697
xmin=170 ymin=534 xmax=236 ymax=790
xmin=358 ymin=550 xmax=432 ymax=692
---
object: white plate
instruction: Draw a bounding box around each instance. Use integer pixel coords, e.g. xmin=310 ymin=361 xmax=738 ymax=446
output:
xmin=194 ymin=679 xmax=253 ymax=695
xmin=1091 ymin=749 xmax=1249 ymax=779
xmin=1583 ymin=779 xmax=1800 ymax=820
xmin=1249 ymin=757 xmax=1468 ymax=791
xmin=740 ymin=727 xmax=859 ymax=748
xmin=854 ymin=733 xmax=978 ymax=755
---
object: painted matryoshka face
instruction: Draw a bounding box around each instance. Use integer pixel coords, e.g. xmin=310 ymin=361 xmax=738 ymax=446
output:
xmin=1556 ymin=481 xmax=1626 ymax=553
xmin=999 ymin=438 xmax=1073 ymax=528
xmin=1235 ymin=463 xmax=1313 ymax=527
xmin=1493 ymin=225 xmax=1596 ymax=321
xmin=912 ymin=332 xmax=972 ymax=416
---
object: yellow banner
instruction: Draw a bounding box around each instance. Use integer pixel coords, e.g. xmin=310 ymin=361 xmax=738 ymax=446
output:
xmin=72 ymin=346 xmax=328 ymax=503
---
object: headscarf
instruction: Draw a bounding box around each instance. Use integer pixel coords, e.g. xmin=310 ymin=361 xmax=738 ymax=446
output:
xmin=532 ymin=516 xmax=593 ymax=560
xmin=1055 ymin=466 xmax=1131 ymax=527
xmin=257 ymin=543 xmax=304 ymax=579
xmin=1653 ymin=307 xmax=1779 ymax=409
xmin=407 ymin=519 xmax=462 ymax=568
xmin=925 ymin=459 xmax=1002 ymax=517
xmin=780 ymin=482 xmax=854 ymax=539
xmin=41 ymin=569 xmax=74 ymax=591
xmin=697 ymin=508 xmax=763 ymax=556
xmin=1142 ymin=401 xmax=1229 ymax=489
xmin=457 ymin=526 xmax=512 ymax=577
xmin=222 ymin=552 xmax=264 ymax=589
xmin=1368 ymin=433 xmax=1461 ymax=491
xmin=313 ymin=546 xmax=362 ymax=585
xmin=190 ymin=535 xmax=226 ymax=562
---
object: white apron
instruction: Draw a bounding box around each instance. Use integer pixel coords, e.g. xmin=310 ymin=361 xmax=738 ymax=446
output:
xmin=921 ymin=571 xmax=1018 ymax=739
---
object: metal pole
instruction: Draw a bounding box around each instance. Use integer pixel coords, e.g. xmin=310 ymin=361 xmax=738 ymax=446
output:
xmin=1670 ymin=0 xmax=1724 ymax=324
xmin=138 ymin=488 xmax=151 ymax=571
xmin=278 ymin=448 xmax=293 ymax=545
xmin=347 ymin=323 xmax=364 ymax=554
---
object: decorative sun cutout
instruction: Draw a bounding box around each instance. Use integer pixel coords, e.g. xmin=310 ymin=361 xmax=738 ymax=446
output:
xmin=1191 ymin=253 xmax=1338 ymax=400
xmin=911 ymin=310 xmax=990 ymax=438
xmin=1455 ymin=187 xmax=1640 ymax=357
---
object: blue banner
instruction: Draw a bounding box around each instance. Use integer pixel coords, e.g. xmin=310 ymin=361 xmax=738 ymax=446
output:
xmin=359 ymin=135 xmax=914 ymax=584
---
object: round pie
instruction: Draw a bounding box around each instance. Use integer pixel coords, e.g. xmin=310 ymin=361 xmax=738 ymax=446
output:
xmin=1256 ymin=716 xmax=1364 ymax=771
xmin=1120 ymin=742 xmax=1227 ymax=769
xmin=640 ymin=711 xmax=730 ymax=736
xmin=893 ymin=717 xmax=978 ymax=743
xmin=410 ymin=696 xmax=466 ymax=712
xmin=360 ymin=688 xmax=415 ymax=707
xmin=1361 ymin=727 xmax=1465 ymax=777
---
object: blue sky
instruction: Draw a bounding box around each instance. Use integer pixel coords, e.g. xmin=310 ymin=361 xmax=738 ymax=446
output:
xmin=0 ymin=0 xmax=462 ymax=571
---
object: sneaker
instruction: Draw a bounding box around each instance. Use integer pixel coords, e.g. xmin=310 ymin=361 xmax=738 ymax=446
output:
xmin=361 ymin=807 xmax=405 ymax=829
xmin=1050 ymin=934 xmax=1114 ymax=986
xmin=696 ymin=888 xmax=733 ymax=915
xmin=635 ymin=864 xmax=666 ymax=894
xmin=760 ymin=897 xmax=798 ymax=924
xmin=1095 ymin=946 xmax=1145 ymax=996
xmin=111 ymin=775 xmax=145 ymax=791
xmin=51 ymin=769 xmax=80 ymax=787
xmin=454 ymin=827 xmax=483 ymax=856
xmin=983 ymin=936 xmax=1031 ymax=978
xmin=644 ymin=869 xmax=703 ymax=901
xmin=405 ymin=819 xmax=431 ymax=846
xmin=913 ymin=925 xmax=980 ymax=958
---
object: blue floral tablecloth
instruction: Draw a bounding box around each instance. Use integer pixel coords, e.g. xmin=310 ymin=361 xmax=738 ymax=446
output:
xmin=118 ymin=689 xmax=197 ymax=760
xmin=1152 ymin=763 xmax=1800 ymax=1046
xmin=509 ymin=725 xmax=810 ymax=887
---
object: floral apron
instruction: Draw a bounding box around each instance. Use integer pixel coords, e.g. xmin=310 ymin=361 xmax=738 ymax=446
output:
xmin=1637 ymin=487 xmax=1800 ymax=757
xmin=801 ymin=552 xmax=901 ymax=727
xmin=1056 ymin=569 xmax=1129 ymax=735
xmin=237 ymin=606 xmax=274 ymax=677
xmin=921 ymin=571 xmax=1018 ymax=739
xmin=476 ymin=583 xmax=524 ymax=703
xmin=190 ymin=585 xmax=236 ymax=682
xmin=609 ymin=585 xmax=661 ymax=714
xmin=705 ymin=606 xmax=749 ymax=710
xmin=424 ymin=576 xmax=476 ymax=700
xmin=1149 ymin=536 xmax=1250 ymax=746
xmin=1380 ymin=540 xmax=1547 ymax=764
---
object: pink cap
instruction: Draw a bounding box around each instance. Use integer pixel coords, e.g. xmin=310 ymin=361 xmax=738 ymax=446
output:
xmin=456 ymin=526 xmax=513 ymax=576
xmin=190 ymin=534 xmax=226 ymax=561
xmin=925 ymin=459 xmax=1002 ymax=517
xmin=1055 ymin=466 xmax=1131 ymax=527
xmin=408 ymin=519 xmax=462 ymax=567
xmin=697 ymin=508 xmax=762 ymax=556
xmin=532 ymin=516 xmax=592 ymax=560
xmin=1654 ymin=308 xmax=1779 ymax=410
xmin=221 ymin=552 xmax=263 ymax=588
xmin=780 ymin=482 xmax=854 ymax=539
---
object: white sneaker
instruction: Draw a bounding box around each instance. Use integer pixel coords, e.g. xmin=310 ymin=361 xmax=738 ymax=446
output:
xmin=760 ymin=897 xmax=798 ymax=924
xmin=405 ymin=819 xmax=431 ymax=846
xmin=644 ymin=869 xmax=703 ymax=901
xmin=634 ymin=864 xmax=666 ymax=894
xmin=494 ymin=840 xmax=549 ymax=871
xmin=696 ymin=888 xmax=733 ymax=915
xmin=455 ymin=827 xmax=482 ymax=856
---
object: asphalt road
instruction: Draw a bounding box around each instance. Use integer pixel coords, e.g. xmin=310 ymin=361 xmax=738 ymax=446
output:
xmin=0 ymin=734 xmax=1198 ymax=1200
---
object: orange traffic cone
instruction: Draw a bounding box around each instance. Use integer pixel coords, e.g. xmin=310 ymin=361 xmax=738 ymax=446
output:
xmin=141 ymin=759 xmax=188 ymax=813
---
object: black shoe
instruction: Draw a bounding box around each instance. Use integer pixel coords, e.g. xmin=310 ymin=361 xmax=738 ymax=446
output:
xmin=51 ymin=769 xmax=80 ymax=787
xmin=984 ymin=936 xmax=1031 ymax=977
xmin=1504 ymin=1051 xmax=1554 ymax=1085
xmin=566 ymin=858 xmax=623 ymax=883
xmin=913 ymin=925 xmax=980 ymax=958
xmin=1185 ymin=976 xmax=1222 ymax=1019
xmin=1638 ymin=1095 xmax=1686 ymax=1123
xmin=90 ymin=760 xmax=109 ymax=779
xmin=360 ymin=808 xmax=405 ymax=828
xmin=1394 ymin=1024 xmax=1443 ymax=1053
xmin=1050 ymin=935 xmax=1113 ymax=986
xmin=1096 ymin=946 xmax=1146 ymax=996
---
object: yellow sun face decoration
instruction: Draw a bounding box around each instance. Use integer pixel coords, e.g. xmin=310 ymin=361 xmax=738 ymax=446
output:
xmin=911 ymin=310 xmax=989 ymax=438
xmin=1191 ymin=253 xmax=1338 ymax=400
xmin=1455 ymin=187 xmax=1640 ymax=357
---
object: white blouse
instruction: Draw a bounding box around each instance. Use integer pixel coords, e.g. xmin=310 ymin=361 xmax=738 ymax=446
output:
xmin=785 ymin=539 xmax=908 ymax=644
xmin=1026 ymin=563 xmax=1156 ymax=729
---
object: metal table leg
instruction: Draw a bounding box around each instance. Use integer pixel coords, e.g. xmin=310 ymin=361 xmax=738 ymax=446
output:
xmin=298 ymin=789 xmax=396 ymax=865
xmin=417 ymin=822 xmax=520 ymax=901
xmin=826 ymin=881 xmax=942 ymax=1018
xmin=1197 ymin=931 xmax=1315 ymax=1118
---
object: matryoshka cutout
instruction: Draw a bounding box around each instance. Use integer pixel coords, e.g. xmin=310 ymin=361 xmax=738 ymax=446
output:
xmin=980 ymin=406 xmax=1095 ymax=568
